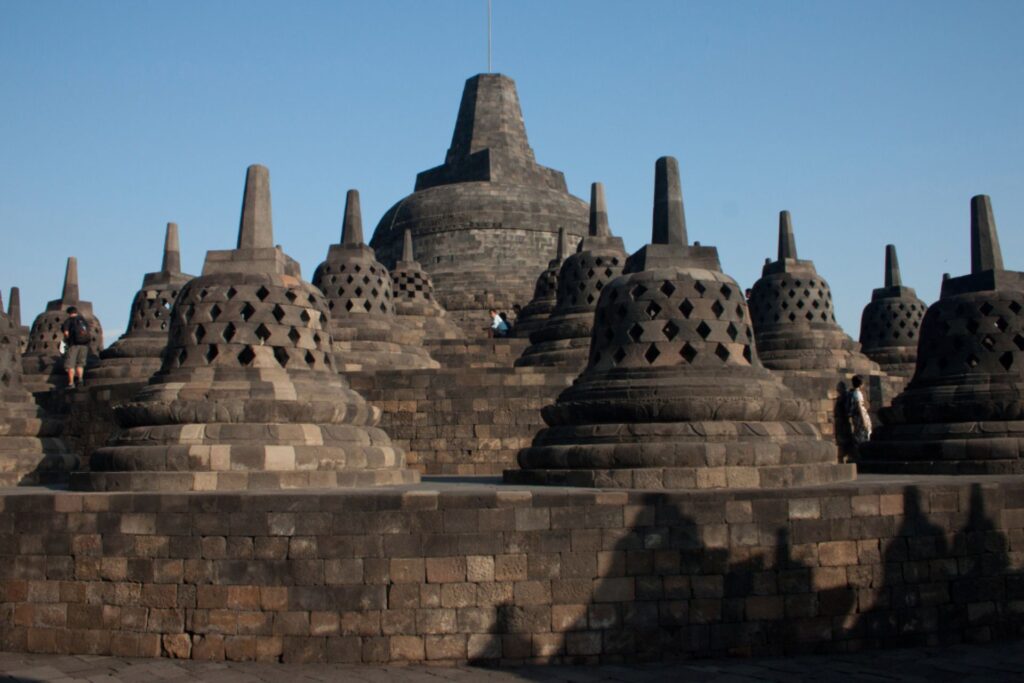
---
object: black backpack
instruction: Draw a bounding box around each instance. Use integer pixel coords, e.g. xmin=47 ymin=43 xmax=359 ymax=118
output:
xmin=71 ymin=317 xmax=91 ymax=345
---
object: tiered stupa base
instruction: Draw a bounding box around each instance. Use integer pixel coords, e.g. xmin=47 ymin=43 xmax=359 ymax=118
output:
xmin=0 ymin=403 xmax=75 ymax=486
xmin=858 ymin=420 xmax=1024 ymax=475
xmin=514 ymin=310 xmax=593 ymax=369
xmin=330 ymin=321 xmax=439 ymax=373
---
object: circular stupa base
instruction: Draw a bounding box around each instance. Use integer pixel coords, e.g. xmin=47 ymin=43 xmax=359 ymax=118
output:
xmin=858 ymin=420 xmax=1024 ymax=475
xmin=72 ymin=468 xmax=419 ymax=492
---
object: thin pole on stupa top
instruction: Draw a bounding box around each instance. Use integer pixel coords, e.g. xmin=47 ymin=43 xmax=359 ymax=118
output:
xmin=488 ymin=0 xmax=493 ymax=73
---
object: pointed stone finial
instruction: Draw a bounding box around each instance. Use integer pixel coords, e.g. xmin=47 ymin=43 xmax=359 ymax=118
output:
xmin=8 ymin=287 xmax=21 ymax=326
xmin=884 ymin=244 xmax=902 ymax=288
xmin=652 ymin=157 xmax=687 ymax=246
xmin=777 ymin=211 xmax=798 ymax=261
xmin=970 ymin=194 xmax=1003 ymax=274
xmin=162 ymin=222 xmax=181 ymax=273
xmin=62 ymin=257 xmax=80 ymax=303
xmin=402 ymin=228 xmax=415 ymax=262
xmin=589 ymin=183 xmax=610 ymax=237
xmin=237 ymin=165 xmax=273 ymax=250
xmin=341 ymin=190 xmax=364 ymax=245
xmin=556 ymin=227 xmax=568 ymax=262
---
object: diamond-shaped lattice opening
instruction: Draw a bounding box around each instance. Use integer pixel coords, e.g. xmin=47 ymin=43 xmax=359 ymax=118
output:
xmin=198 ymin=288 xmax=208 ymax=300
xmin=209 ymin=304 xmax=222 ymax=321
xmin=616 ymin=304 xmax=629 ymax=319
xmin=631 ymin=283 xmax=648 ymax=300
xmin=726 ymin=322 xmax=739 ymax=341
xmin=979 ymin=302 xmax=994 ymax=316
xmin=176 ymin=348 xmax=188 ymax=366
xmin=300 ymin=310 xmax=312 ymax=323
xmin=329 ymin=276 xmax=337 ymax=285
xmin=238 ymin=346 xmax=256 ymax=365
xmin=660 ymin=281 xmax=676 ymax=297
xmin=966 ymin=354 xmax=980 ymax=369
xmin=587 ymin=269 xmax=595 ymax=278
xmin=273 ymin=347 xmax=289 ymax=367
xmin=694 ymin=281 xmax=706 ymax=295
xmin=226 ymin=287 xmax=238 ymax=299
xmin=363 ymin=301 xmax=373 ymax=312
xmin=797 ymin=299 xmax=805 ymax=309
xmin=663 ymin=320 xmax=680 ymax=341
xmin=679 ymin=299 xmax=694 ymax=318
xmin=736 ymin=304 xmax=745 ymax=319
xmin=272 ymin=305 xmax=286 ymax=323
xmin=714 ymin=343 xmax=730 ymax=362
xmin=788 ymin=312 xmax=797 ymax=322
xmin=371 ymin=288 xmax=379 ymax=298
xmin=251 ymin=286 xmax=268 ymax=302
xmin=205 ymin=345 xmax=219 ymax=364
xmin=696 ymin=321 xmax=712 ymax=339
xmin=720 ymin=284 xmax=732 ymax=299
xmin=354 ymin=264 xmax=362 ymax=272
xmin=586 ymin=294 xmax=596 ymax=305
xmin=644 ymin=344 xmax=660 ymax=364
xmin=613 ymin=347 xmax=627 ymax=365
xmin=711 ymin=300 xmax=725 ymax=318
xmin=1014 ymin=334 xmax=1024 ymax=351
xmin=288 ymin=327 xmax=301 ymax=345
xmin=742 ymin=345 xmax=752 ymax=364
xmin=362 ymin=275 xmax=371 ymax=285
xmin=354 ymin=287 xmax=364 ymax=297
xmin=222 ymin=322 xmax=237 ymax=342
xmin=184 ymin=305 xmax=195 ymax=323
xmin=305 ymin=350 xmax=316 ymax=367
xmin=805 ymin=312 xmax=814 ymax=321
xmin=346 ymin=275 xmax=355 ymax=284
xmin=628 ymin=323 xmax=644 ymax=343
xmin=193 ymin=324 xmax=206 ymax=343
xmin=307 ymin=294 xmax=318 ymax=305
xmin=788 ymin=289 xmax=796 ymax=298
xmin=604 ymin=268 xmax=614 ymax=277
xmin=255 ymin=324 xmax=272 ymax=343
xmin=680 ymin=342 xmax=697 ymax=364
xmin=981 ymin=335 xmax=996 ymax=350
xmin=1000 ymin=351 xmax=1014 ymax=371
xmin=645 ymin=301 xmax=662 ymax=319
xmin=812 ymin=300 xmax=820 ymax=309
xmin=1010 ymin=301 xmax=1022 ymax=315
xmin=241 ymin=303 xmax=256 ymax=321
xmin=996 ymin=317 xmax=1009 ymax=332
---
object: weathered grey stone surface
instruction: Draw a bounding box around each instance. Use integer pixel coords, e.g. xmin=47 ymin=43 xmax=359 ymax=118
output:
xmin=516 ymin=182 xmax=627 ymax=370
xmin=312 ymin=191 xmax=439 ymax=373
xmin=0 ymin=291 xmax=74 ymax=485
xmin=861 ymin=195 xmax=1024 ymax=473
xmin=22 ymin=257 xmax=104 ymax=389
xmin=512 ymin=227 xmax=572 ymax=339
xmin=858 ymin=244 xmax=928 ymax=378
xmin=389 ymin=229 xmax=465 ymax=344
xmin=370 ymin=74 xmax=588 ymax=337
xmin=7 ymin=287 xmax=28 ymax=353
xmin=76 ymin=165 xmax=418 ymax=491
xmin=508 ymin=157 xmax=852 ymax=489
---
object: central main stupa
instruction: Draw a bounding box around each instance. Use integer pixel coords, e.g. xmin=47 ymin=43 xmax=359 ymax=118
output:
xmin=370 ymin=74 xmax=588 ymax=336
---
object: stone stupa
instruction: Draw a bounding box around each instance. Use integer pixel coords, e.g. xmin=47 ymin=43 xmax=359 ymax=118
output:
xmin=312 ymin=190 xmax=439 ymax=373
xmin=507 ymin=157 xmax=851 ymax=489
xmin=22 ymin=257 xmax=104 ymax=389
xmin=516 ymin=182 xmax=628 ymax=370
xmin=87 ymin=222 xmax=194 ymax=386
xmin=7 ymin=287 xmax=28 ymax=353
xmin=371 ymin=73 xmax=588 ymax=336
xmin=860 ymin=195 xmax=1024 ymax=474
xmin=77 ymin=165 xmax=419 ymax=491
xmin=858 ymin=244 xmax=928 ymax=378
xmin=0 ymin=290 xmax=75 ymax=485
xmin=512 ymin=227 xmax=570 ymax=339
xmin=389 ymin=229 xmax=465 ymax=343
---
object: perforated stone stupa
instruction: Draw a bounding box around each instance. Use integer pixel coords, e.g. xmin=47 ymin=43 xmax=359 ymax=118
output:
xmin=77 ymin=165 xmax=418 ymax=491
xmin=860 ymin=195 xmax=1024 ymax=473
xmin=512 ymin=227 xmax=570 ymax=339
xmin=312 ymin=190 xmax=438 ymax=373
xmin=389 ymin=229 xmax=465 ymax=343
xmin=508 ymin=157 xmax=852 ymax=489
xmin=22 ymin=257 xmax=104 ymax=388
xmin=371 ymin=74 xmax=588 ymax=335
xmin=87 ymin=223 xmax=194 ymax=386
xmin=858 ymin=245 xmax=927 ymax=378
xmin=516 ymin=182 xmax=628 ymax=370
xmin=0 ymin=291 xmax=74 ymax=485
xmin=7 ymin=288 xmax=28 ymax=353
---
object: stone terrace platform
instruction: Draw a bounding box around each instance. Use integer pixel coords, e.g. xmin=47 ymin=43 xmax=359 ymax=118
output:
xmin=1 ymin=475 xmax=1023 ymax=666
xmin=2 ymin=639 xmax=1023 ymax=682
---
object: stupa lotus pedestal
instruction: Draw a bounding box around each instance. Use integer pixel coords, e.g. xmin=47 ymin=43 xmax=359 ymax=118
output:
xmin=312 ymin=190 xmax=438 ymax=373
xmin=507 ymin=157 xmax=851 ymax=489
xmin=512 ymin=227 xmax=571 ymax=339
xmin=860 ymin=196 xmax=1024 ymax=474
xmin=516 ymin=182 xmax=627 ymax=370
xmin=858 ymin=245 xmax=927 ymax=379
xmin=0 ymin=291 xmax=75 ymax=485
xmin=390 ymin=229 xmax=465 ymax=344
xmin=22 ymin=257 xmax=104 ymax=391
xmin=76 ymin=165 xmax=418 ymax=491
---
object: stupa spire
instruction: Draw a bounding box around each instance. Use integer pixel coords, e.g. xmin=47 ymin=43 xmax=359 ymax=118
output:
xmin=970 ymin=194 xmax=1003 ymax=273
xmin=161 ymin=222 xmax=181 ymax=273
xmin=8 ymin=287 xmax=21 ymax=327
xmin=652 ymin=156 xmax=687 ymax=246
xmin=588 ymin=182 xmax=610 ymax=238
xmin=446 ymin=73 xmax=532 ymax=163
xmin=341 ymin=190 xmax=364 ymax=246
xmin=778 ymin=211 xmax=798 ymax=260
xmin=237 ymin=165 xmax=273 ymax=250
xmin=884 ymin=244 xmax=902 ymax=288
xmin=62 ymin=257 xmax=79 ymax=303
xmin=401 ymin=228 xmax=414 ymax=262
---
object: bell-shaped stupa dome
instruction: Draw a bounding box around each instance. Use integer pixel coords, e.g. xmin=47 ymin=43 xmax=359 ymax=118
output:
xmin=858 ymin=244 xmax=927 ymax=378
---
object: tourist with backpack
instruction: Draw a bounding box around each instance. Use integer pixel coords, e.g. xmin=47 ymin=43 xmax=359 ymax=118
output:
xmin=60 ymin=306 xmax=91 ymax=388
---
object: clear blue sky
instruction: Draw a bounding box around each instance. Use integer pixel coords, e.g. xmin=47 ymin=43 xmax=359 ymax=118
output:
xmin=2 ymin=1 xmax=1022 ymax=338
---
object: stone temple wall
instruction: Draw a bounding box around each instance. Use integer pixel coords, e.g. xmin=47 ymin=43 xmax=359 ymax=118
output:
xmin=0 ymin=478 xmax=1022 ymax=663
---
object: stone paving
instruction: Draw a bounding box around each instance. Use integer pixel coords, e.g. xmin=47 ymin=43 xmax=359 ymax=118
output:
xmin=2 ymin=640 xmax=1024 ymax=682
